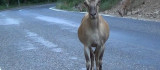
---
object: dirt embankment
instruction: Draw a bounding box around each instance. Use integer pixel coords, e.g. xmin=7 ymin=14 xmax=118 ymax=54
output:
xmin=103 ymin=0 xmax=160 ymax=22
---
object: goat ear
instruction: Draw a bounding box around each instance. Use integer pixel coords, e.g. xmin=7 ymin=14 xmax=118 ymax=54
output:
xmin=84 ymin=0 xmax=89 ymax=7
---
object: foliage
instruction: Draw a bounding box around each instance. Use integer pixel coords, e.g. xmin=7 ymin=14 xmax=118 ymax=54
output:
xmin=0 ymin=0 xmax=121 ymax=11
xmin=100 ymin=0 xmax=121 ymax=11
xmin=0 ymin=0 xmax=57 ymax=10
xmin=56 ymin=0 xmax=121 ymax=11
xmin=56 ymin=0 xmax=81 ymax=11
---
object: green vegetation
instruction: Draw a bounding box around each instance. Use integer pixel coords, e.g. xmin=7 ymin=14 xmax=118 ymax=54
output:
xmin=100 ymin=0 xmax=121 ymax=11
xmin=0 ymin=0 xmax=57 ymax=10
xmin=0 ymin=5 xmax=17 ymax=10
xmin=56 ymin=0 xmax=121 ymax=11
xmin=0 ymin=0 xmax=121 ymax=11
xmin=56 ymin=0 xmax=81 ymax=11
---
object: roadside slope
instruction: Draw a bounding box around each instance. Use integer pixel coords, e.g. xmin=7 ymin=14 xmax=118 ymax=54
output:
xmin=104 ymin=0 xmax=160 ymax=21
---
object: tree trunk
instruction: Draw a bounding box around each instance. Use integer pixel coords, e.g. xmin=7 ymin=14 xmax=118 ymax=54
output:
xmin=18 ymin=0 xmax=20 ymax=6
xmin=6 ymin=4 xmax=9 ymax=8
xmin=5 ymin=0 xmax=9 ymax=8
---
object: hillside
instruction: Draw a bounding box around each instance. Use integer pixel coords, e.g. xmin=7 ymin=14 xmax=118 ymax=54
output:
xmin=103 ymin=0 xmax=160 ymax=21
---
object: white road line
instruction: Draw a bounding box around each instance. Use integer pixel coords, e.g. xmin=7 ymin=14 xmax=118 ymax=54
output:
xmin=49 ymin=7 xmax=66 ymax=12
xmin=70 ymin=57 xmax=78 ymax=60
xmin=19 ymin=10 xmax=22 ymax=11
xmin=49 ymin=7 xmax=160 ymax=22
xmin=49 ymin=7 xmax=72 ymax=12
xmin=36 ymin=16 xmax=78 ymax=27
xmin=18 ymin=43 xmax=36 ymax=51
xmin=26 ymin=30 xmax=58 ymax=48
xmin=49 ymin=7 xmax=115 ymax=17
xmin=101 ymin=13 xmax=116 ymax=17
xmin=52 ymin=48 xmax=63 ymax=52
xmin=0 ymin=18 xmax=20 ymax=25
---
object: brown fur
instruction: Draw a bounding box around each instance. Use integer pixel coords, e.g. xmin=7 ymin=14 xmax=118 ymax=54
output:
xmin=117 ymin=0 xmax=133 ymax=17
xmin=75 ymin=3 xmax=85 ymax=12
xmin=78 ymin=0 xmax=109 ymax=70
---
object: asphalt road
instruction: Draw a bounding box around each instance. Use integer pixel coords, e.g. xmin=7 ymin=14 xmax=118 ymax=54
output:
xmin=0 ymin=4 xmax=160 ymax=70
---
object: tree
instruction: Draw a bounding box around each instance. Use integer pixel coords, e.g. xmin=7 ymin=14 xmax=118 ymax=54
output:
xmin=18 ymin=0 xmax=20 ymax=6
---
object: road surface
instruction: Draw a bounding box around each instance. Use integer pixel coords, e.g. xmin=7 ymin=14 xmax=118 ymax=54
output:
xmin=0 ymin=4 xmax=160 ymax=70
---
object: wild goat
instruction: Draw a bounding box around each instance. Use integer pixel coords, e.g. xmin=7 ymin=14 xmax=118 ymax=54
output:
xmin=117 ymin=0 xmax=132 ymax=17
xmin=75 ymin=3 xmax=85 ymax=12
xmin=78 ymin=0 xmax=109 ymax=70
